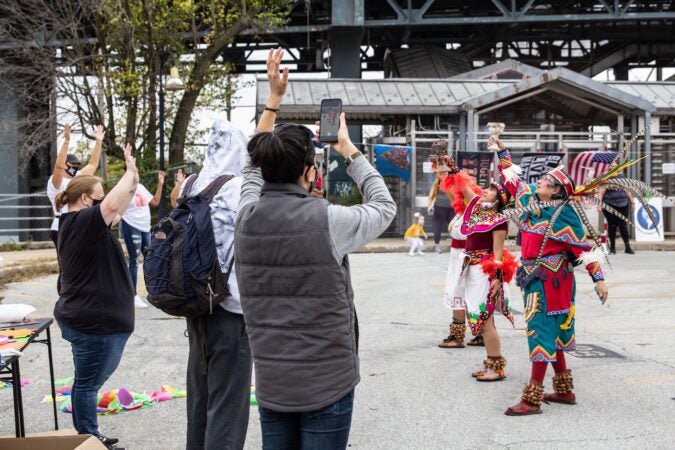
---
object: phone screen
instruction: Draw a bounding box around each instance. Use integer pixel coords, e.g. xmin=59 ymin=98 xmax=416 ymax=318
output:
xmin=319 ymin=99 xmax=342 ymax=143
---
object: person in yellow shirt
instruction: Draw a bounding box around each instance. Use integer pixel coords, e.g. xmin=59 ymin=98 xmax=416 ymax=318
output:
xmin=404 ymin=212 xmax=427 ymax=256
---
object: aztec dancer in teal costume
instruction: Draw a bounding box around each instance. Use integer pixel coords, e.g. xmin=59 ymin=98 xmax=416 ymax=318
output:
xmin=489 ymin=138 xmax=609 ymax=416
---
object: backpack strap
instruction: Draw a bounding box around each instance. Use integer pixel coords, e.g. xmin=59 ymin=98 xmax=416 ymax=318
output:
xmin=178 ymin=174 xmax=199 ymax=204
xmin=197 ymin=174 xmax=234 ymax=202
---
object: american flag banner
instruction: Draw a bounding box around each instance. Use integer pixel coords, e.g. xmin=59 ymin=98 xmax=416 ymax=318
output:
xmin=568 ymin=151 xmax=617 ymax=186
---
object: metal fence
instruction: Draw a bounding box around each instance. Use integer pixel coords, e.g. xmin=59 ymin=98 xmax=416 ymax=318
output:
xmin=0 ymin=193 xmax=53 ymax=243
xmin=400 ymin=122 xmax=675 ymax=236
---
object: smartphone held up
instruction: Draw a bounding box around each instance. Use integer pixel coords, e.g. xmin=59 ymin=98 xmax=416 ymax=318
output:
xmin=319 ymin=99 xmax=342 ymax=143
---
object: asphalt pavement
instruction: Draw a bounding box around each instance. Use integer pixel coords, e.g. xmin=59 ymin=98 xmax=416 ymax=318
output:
xmin=1 ymin=250 xmax=674 ymax=449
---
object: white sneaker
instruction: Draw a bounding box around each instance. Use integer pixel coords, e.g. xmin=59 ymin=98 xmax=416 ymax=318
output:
xmin=408 ymin=251 xmax=415 ymax=256
xmin=134 ymin=295 xmax=149 ymax=309
xmin=416 ymin=251 xmax=424 ymax=256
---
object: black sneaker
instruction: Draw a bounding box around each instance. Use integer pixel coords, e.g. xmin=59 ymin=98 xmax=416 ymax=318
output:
xmin=96 ymin=434 xmax=119 ymax=448
xmin=625 ymin=247 xmax=635 ymax=254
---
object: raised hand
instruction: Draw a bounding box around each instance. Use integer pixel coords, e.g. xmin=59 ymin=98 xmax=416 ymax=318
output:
xmin=332 ymin=113 xmax=358 ymax=158
xmin=176 ymin=168 xmax=186 ymax=184
xmin=93 ymin=124 xmax=105 ymax=142
xmin=267 ymin=48 xmax=288 ymax=99
xmin=158 ymin=170 xmax=166 ymax=184
xmin=64 ymin=123 xmax=71 ymax=142
xmin=124 ymin=144 xmax=138 ymax=174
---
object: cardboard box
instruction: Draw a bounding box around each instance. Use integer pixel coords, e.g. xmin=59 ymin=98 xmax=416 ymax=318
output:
xmin=0 ymin=429 xmax=106 ymax=449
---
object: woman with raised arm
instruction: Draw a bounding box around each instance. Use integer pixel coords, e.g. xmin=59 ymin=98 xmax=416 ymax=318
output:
xmin=489 ymin=137 xmax=608 ymax=416
xmin=53 ymin=144 xmax=139 ymax=448
xmin=47 ymin=124 xmax=105 ymax=246
xmin=439 ymin=159 xmax=517 ymax=381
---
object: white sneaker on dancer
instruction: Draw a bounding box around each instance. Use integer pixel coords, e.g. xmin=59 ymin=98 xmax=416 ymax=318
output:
xmin=408 ymin=250 xmax=416 ymax=256
xmin=134 ymin=295 xmax=149 ymax=309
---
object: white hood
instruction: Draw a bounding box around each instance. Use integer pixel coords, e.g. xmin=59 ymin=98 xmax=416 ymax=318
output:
xmin=182 ymin=119 xmax=249 ymax=314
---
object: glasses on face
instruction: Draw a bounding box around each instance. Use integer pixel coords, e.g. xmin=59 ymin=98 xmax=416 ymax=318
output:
xmin=538 ymin=175 xmax=557 ymax=187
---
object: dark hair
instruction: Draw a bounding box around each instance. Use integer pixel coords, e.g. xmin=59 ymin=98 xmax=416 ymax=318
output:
xmin=490 ymin=182 xmax=512 ymax=211
xmin=248 ymin=124 xmax=315 ymax=183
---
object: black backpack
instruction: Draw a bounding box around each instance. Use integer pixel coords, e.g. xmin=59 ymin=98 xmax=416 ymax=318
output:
xmin=143 ymin=174 xmax=234 ymax=317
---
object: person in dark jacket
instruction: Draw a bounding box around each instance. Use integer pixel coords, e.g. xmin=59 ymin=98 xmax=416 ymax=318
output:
xmin=597 ymin=161 xmax=635 ymax=254
xmin=427 ymin=139 xmax=455 ymax=253
xmin=234 ymin=48 xmax=396 ymax=449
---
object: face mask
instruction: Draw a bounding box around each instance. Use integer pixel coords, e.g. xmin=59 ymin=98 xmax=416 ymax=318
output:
xmin=87 ymin=195 xmax=104 ymax=207
xmin=65 ymin=166 xmax=78 ymax=177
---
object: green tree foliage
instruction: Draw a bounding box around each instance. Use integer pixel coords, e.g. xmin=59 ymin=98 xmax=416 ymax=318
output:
xmin=0 ymin=0 xmax=291 ymax=169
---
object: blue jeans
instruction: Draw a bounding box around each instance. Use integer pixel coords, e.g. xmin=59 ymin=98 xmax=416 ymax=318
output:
xmin=58 ymin=322 xmax=130 ymax=435
xmin=120 ymin=219 xmax=151 ymax=293
xmin=259 ymin=390 xmax=354 ymax=450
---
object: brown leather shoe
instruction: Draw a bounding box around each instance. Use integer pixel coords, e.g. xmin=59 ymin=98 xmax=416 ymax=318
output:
xmin=543 ymin=370 xmax=577 ymax=404
xmin=543 ymin=391 xmax=576 ymax=404
xmin=505 ymin=400 xmax=542 ymax=416
xmin=505 ymin=382 xmax=544 ymax=416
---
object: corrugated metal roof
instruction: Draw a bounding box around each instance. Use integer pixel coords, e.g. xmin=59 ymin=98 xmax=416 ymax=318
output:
xmin=257 ymin=71 xmax=675 ymax=120
xmin=608 ymin=82 xmax=675 ymax=113
xmin=461 ymin=67 xmax=655 ymax=113
xmin=256 ymin=78 xmax=514 ymax=119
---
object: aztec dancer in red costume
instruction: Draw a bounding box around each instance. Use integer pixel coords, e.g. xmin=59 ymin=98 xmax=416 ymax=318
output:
xmin=439 ymin=159 xmax=518 ymax=382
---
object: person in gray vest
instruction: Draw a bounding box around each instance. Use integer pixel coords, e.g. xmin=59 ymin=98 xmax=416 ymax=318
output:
xmin=180 ymin=120 xmax=252 ymax=450
xmin=235 ymin=48 xmax=396 ymax=449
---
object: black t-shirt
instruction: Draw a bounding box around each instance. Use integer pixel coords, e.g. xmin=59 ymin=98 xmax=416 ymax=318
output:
xmin=55 ymin=204 xmax=134 ymax=334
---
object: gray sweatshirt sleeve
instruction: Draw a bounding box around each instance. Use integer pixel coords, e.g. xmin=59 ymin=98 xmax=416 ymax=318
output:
xmin=239 ymin=159 xmax=263 ymax=211
xmin=328 ymin=156 xmax=397 ymax=263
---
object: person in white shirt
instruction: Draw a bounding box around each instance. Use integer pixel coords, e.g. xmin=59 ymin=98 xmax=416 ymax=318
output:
xmin=120 ymin=171 xmax=165 ymax=308
xmin=46 ymin=124 xmax=104 ymax=246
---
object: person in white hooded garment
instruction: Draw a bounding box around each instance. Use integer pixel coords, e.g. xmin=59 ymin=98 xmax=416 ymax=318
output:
xmin=179 ymin=120 xmax=252 ymax=450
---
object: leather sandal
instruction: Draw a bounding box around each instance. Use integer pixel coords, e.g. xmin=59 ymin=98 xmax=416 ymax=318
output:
xmin=505 ymin=382 xmax=544 ymax=416
xmin=466 ymin=334 xmax=485 ymax=346
xmin=438 ymin=321 xmax=466 ymax=348
xmin=543 ymin=370 xmax=577 ymax=405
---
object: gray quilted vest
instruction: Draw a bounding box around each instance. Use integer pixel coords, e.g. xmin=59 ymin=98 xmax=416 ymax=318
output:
xmin=235 ymin=182 xmax=359 ymax=412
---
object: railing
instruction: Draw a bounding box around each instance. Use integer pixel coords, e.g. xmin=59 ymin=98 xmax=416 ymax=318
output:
xmin=405 ymin=123 xmax=675 ymax=235
xmin=0 ymin=193 xmax=53 ymax=243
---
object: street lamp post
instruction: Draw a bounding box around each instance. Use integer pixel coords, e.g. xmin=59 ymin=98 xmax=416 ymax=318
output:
xmin=157 ymin=55 xmax=184 ymax=219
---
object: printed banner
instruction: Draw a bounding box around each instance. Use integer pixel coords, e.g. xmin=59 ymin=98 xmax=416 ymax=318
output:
xmin=456 ymin=151 xmax=493 ymax=187
xmin=374 ymin=144 xmax=412 ymax=183
xmin=634 ymin=197 xmax=664 ymax=242
xmin=519 ymin=153 xmax=565 ymax=184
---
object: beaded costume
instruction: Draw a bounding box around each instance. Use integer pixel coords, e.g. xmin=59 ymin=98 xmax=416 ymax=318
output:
xmin=496 ymin=149 xmax=603 ymax=362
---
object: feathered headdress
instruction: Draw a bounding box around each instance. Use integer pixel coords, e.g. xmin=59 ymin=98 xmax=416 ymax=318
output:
xmin=520 ymin=155 xmax=662 ymax=277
